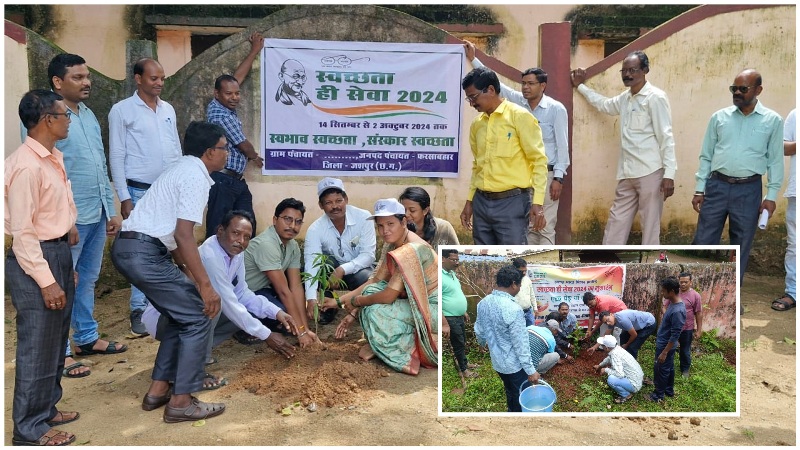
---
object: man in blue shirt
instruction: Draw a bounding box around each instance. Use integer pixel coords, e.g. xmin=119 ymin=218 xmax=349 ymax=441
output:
xmin=557 ymin=302 xmax=578 ymax=336
xmin=44 ymin=54 xmax=128 ymax=376
xmin=206 ymin=32 xmax=266 ymax=239
xmin=474 ymin=265 xmax=538 ymax=412
xmin=599 ymin=309 xmax=656 ymax=360
xmin=650 ymin=277 xmax=686 ymax=402
xmin=692 ymin=69 xmax=783 ymax=296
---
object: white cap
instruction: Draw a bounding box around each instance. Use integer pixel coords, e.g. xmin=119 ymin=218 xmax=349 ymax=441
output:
xmin=368 ymin=198 xmax=405 ymax=220
xmin=546 ymin=319 xmax=562 ymax=333
xmin=317 ymin=177 xmax=346 ymax=197
xmin=597 ymin=334 xmax=617 ymax=348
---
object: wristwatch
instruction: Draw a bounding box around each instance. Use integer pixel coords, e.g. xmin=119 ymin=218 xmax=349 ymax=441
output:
xmin=553 ymin=177 xmax=563 ymax=184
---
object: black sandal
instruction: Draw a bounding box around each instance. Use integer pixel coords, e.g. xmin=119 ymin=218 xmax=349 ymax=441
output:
xmin=771 ymin=295 xmax=796 ymax=312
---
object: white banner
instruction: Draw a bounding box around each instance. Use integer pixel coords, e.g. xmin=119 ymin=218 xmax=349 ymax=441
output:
xmin=260 ymin=39 xmax=464 ymax=177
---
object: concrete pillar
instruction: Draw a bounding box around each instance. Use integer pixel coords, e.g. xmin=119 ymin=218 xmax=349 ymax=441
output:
xmin=124 ymin=40 xmax=157 ymax=97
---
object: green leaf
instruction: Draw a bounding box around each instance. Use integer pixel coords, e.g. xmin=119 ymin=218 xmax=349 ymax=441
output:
xmin=281 ymin=406 xmax=293 ymax=416
xmin=192 ymin=420 xmax=206 ymax=427
xmin=784 ymin=337 xmax=795 ymax=345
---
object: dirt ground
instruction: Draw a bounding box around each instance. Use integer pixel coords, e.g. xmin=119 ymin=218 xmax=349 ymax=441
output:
xmin=3 ymin=271 xmax=796 ymax=446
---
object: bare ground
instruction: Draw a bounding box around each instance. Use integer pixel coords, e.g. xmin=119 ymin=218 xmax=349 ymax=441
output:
xmin=3 ymin=272 xmax=796 ymax=446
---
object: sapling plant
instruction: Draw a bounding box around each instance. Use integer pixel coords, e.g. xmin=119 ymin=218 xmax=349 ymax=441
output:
xmin=301 ymin=253 xmax=341 ymax=334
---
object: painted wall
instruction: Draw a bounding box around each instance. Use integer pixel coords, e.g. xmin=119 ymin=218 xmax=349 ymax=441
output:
xmin=4 ymin=35 xmax=28 ymax=158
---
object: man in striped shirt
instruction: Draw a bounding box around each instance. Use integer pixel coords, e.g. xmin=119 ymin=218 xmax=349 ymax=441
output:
xmin=594 ymin=335 xmax=643 ymax=404
xmin=526 ymin=324 xmax=560 ymax=374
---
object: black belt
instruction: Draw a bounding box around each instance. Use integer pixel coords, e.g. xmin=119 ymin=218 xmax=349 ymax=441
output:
xmin=40 ymin=233 xmax=68 ymax=244
xmin=218 ymin=168 xmax=243 ymax=180
xmin=547 ymin=164 xmax=554 ymax=172
xmin=476 ymin=188 xmax=529 ymax=201
xmin=126 ymin=179 xmax=151 ymax=190
xmin=117 ymin=231 xmax=166 ymax=249
xmin=711 ymin=171 xmax=761 ymax=184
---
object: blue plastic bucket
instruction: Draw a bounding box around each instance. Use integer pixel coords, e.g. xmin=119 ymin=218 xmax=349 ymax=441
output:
xmin=519 ymin=379 xmax=556 ymax=412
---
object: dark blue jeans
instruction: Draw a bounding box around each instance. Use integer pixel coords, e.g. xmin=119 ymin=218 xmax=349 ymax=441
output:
xmin=652 ymin=344 xmax=678 ymax=399
xmin=205 ymin=171 xmax=255 ymax=239
xmin=692 ymin=175 xmax=761 ymax=283
xmin=678 ymin=329 xmax=694 ymax=373
xmin=619 ymin=321 xmax=657 ymax=360
xmin=497 ymin=368 xmax=529 ymax=412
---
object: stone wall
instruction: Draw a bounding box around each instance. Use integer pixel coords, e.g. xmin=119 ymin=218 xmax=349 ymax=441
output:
xmin=456 ymin=261 xmax=737 ymax=338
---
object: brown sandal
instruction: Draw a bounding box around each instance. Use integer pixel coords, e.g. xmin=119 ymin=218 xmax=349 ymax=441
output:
xmin=46 ymin=410 xmax=80 ymax=426
xmin=163 ymin=396 xmax=225 ymax=423
xmin=12 ymin=428 xmax=76 ymax=446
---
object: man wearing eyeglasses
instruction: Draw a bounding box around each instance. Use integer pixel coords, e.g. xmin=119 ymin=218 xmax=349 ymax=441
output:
xmin=571 ymin=51 xmax=676 ymax=246
xmin=464 ymin=41 xmax=569 ymax=245
xmin=692 ymin=69 xmax=784 ymax=298
xmin=206 ymin=32 xmax=266 ymax=240
xmin=276 ymin=58 xmax=311 ymax=106
xmin=303 ymin=177 xmax=377 ymax=325
xmin=244 ymin=198 xmax=320 ymax=348
xmin=7 ymin=90 xmax=79 ymax=446
xmin=460 ymin=67 xmax=549 ymax=245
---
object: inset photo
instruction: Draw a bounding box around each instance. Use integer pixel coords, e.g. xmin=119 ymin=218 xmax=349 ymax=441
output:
xmin=439 ymin=245 xmax=738 ymax=416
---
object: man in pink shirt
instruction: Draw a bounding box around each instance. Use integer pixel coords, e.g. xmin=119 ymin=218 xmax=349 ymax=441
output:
xmin=582 ymin=292 xmax=628 ymax=353
xmin=662 ymin=271 xmax=703 ymax=377
xmin=5 ymin=90 xmax=79 ymax=446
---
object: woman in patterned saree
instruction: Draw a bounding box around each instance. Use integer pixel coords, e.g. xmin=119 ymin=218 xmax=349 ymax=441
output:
xmin=324 ymin=198 xmax=438 ymax=375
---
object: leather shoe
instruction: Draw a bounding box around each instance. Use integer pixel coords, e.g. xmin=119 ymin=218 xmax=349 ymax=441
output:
xmin=142 ymin=392 xmax=171 ymax=411
xmin=163 ymin=397 xmax=225 ymax=423
xmin=318 ymin=308 xmax=338 ymax=325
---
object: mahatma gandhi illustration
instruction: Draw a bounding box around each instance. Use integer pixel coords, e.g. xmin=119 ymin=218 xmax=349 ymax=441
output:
xmin=275 ymin=59 xmax=311 ymax=106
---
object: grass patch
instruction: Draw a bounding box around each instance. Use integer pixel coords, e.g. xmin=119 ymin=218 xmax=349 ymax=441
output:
xmin=442 ymin=333 xmax=736 ymax=413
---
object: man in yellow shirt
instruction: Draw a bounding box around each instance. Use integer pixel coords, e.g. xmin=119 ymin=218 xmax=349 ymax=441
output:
xmin=459 ymin=67 xmax=548 ymax=245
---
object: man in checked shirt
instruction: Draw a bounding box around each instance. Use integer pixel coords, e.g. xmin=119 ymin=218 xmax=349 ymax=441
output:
xmin=206 ymin=32 xmax=266 ymax=238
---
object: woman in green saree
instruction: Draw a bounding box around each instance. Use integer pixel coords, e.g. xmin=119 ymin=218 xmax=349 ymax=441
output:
xmin=324 ymin=198 xmax=439 ymax=375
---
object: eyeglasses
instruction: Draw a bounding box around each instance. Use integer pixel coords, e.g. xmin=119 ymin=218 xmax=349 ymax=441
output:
xmin=277 ymin=215 xmax=304 ymax=226
xmin=729 ymin=85 xmax=756 ymax=94
xmin=464 ymin=89 xmax=487 ymax=104
xmin=211 ymin=146 xmax=229 ymax=152
xmin=45 ymin=110 xmax=72 ymax=120
xmin=619 ymin=67 xmax=642 ymax=75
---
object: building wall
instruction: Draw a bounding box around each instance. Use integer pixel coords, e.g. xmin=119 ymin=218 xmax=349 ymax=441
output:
xmin=4 ymin=35 xmax=28 ymax=157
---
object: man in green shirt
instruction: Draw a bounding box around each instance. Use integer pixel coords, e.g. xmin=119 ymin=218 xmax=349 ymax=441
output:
xmin=692 ymin=69 xmax=783 ymax=293
xmin=244 ymin=198 xmax=318 ymax=348
xmin=441 ymin=249 xmax=478 ymax=378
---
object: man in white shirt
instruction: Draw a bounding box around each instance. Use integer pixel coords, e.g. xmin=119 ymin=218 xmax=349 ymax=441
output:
xmin=110 ymin=121 xmax=226 ymax=423
xmin=142 ymin=209 xmax=297 ymax=368
xmin=773 ymin=108 xmax=796 ymax=312
xmin=512 ymin=257 xmax=536 ymax=326
xmin=571 ymin=51 xmax=676 ymax=245
xmin=465 ymin=41 xmax=570 ymax=245
xmin=304 ymin=178 xmax=376 ymax=325
xmin=108 ymin=58 xmax=182 ymax=336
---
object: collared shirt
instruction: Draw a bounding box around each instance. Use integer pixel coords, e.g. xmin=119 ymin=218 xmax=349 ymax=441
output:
xmin=663 ymin=288 xmax=702 ymax=331
xmin=121 ymin=156 xmax=213 ymax=251
xmin=514 ymin=272 xmax=534 ymax=310
xmin=656 ymin=300 xmax=686 ymax=347
xmin=108 ymin=91 xmax=182 ymax=202
xmin=5 ymin=137 xmax=77 ymax=287
xmin=200 ymin=235 xmax=281 ymax=341
xmin=206 ymin=98 xmax=249 ymax=174
xmin=577 ymin=81 xmax=677 ymax=181
xmin=589 ymin=294 xmax=628 ymax=317
xmin=784 ymin=109 xmax=796 ymax=199
xmin=303 ymin=204 xmax=377 ymax=300
xmin=473 ymin=58 xmax=570 ymax=178
xmin=243 ymin=225 xmax=301 ymax=292
xmin=614 ymin=309 xmax=655 ymax=331
xmin=21 ymin=103 xmax=115 ymax=224
xmin=526 ymin=325 xmax=556 ymax=372
xmin=695 ymin=101 xmax=784 ymax=200
xmin=474 ymin=289 xmax=534 ymax=375
xmin=600 ymin=346 xmax=643 ymax=391
xmin=559 ymin=312 xmax=577 ymax=336
xmin=467 ymin=100 xmax=548 ymax=205
xmin=441 ymin=268 xmax=468 ymax=317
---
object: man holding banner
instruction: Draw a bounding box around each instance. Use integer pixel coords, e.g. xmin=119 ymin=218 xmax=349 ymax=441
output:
xmin=459 ymin=67 xmax=549 ymax=245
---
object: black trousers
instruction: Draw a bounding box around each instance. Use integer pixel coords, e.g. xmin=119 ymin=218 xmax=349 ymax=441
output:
xmin=445 ymin=315 xmax=468 ymax=372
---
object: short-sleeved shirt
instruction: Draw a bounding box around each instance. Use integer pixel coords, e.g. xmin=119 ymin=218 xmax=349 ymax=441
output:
xmin=614 ymin=309 xmax=655 ymax=332
xmin=441 ymin=268 xmax=468 ymax=317
xmin=664 ymin=288 xmax=702 ymax=331
xmin=206 ymin=98 xmax=249 ymax=174
xmin=121 ymin=155 xmax=212 ymax=251
xmin=243 ymin=225 xmax=301 ymax=292
xmin=590 ymin=294 xmax=628 ymax=316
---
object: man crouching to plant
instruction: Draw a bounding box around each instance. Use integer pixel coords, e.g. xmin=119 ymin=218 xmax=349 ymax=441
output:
xmin=593 ymin=334 xmax=643 ymax=404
